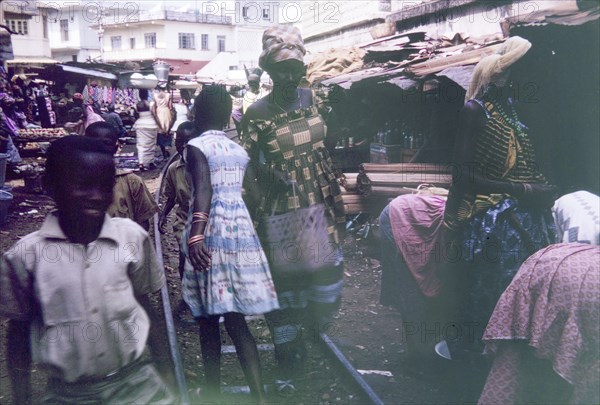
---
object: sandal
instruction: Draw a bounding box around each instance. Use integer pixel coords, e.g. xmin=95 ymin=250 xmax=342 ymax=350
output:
xmin=138 ymin=164 xmax=147 ymax=171
xmin=275 ymin=379 xmax=296 ymax=398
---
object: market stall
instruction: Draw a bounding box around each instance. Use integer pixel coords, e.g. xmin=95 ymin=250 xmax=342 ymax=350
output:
xmin=306 ymin=31 xmax=521 ymax=216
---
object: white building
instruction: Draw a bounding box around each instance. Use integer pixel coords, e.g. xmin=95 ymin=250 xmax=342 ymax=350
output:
xmin=299 ymin=0 xmax=405 ymax=54
xmin=99 ymin=9 xmax=232 ymax=65
xmin=1 ymin=0 xmax=53 ymax=62
xmin=97 ymin=1 xmax=284 ymax=75
xmin=234 ymin=0 xmax=291 ymax=68
xmin=47 ymin=2 xmax=101 ymax=62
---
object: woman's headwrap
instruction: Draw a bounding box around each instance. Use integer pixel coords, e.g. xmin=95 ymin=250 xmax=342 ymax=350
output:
xmin=258 ymin=24 xmax=306 ymax=71
xmin=465 ymin=36 xmax=532 ymax=102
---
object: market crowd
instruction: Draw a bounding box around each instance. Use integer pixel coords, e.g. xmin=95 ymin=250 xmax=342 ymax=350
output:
xmin=0 ymin=24 xmax=598 ymax=405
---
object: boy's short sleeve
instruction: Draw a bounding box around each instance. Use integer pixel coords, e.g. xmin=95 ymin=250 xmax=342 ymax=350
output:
xmin=0 ymin=247 xmax=35 ymax=321
xmin=164 ymin=164 xmax=176 ymax=200
xmin=128 ymin=233 xmax=165 ymax=296
xmin=128 ymin=174 xmax=159 ymax=224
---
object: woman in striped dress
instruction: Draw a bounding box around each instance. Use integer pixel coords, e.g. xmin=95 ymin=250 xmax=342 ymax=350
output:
xmin=443 ymin=37 xmax=558 ymax=352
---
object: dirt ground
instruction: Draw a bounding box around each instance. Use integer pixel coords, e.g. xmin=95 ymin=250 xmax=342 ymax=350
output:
xmin=0 ymin=153 xmax=485 ymax=405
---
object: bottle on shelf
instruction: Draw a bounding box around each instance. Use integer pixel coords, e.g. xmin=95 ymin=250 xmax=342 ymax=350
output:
xmin=417 ymin=131 xmax=424 ymax=149
xmin=375 ymin=127 xmax=382 ymax=144
xmin=383 ymin=121 xmax=391 ymax=145
xmin=391 ymin=120 xmax=401 ymax=145
xmin=402 ymin=123 xmax=409 ymax=149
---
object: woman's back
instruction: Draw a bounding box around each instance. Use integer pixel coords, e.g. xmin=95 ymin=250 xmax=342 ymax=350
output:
xmin=187 ymin=131 xmax=248 ymax=197
xmin=136 ymin=100 xmax=150 ymax=112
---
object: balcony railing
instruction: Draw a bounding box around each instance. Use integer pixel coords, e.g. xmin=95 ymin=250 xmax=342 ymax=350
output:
xmin=102 ymin=47 xmax=166 ymax=61
xmin=165 ymin=10 xmax=231 ymax=24
xmin=108 ymin=10 xmax=232 ymax=25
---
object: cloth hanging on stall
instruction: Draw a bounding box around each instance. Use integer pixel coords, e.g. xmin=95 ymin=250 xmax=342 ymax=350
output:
xmin=113 ymin=88 xmax=140 ymax=107
xmin=0 ymin=105 xmax=22 ymax=164
xmin=102 ymin=86 xmax=109 ymax=104
xmin=36 ymin=93 xmax=54 ymax=128
xmin=115 ymin=89 xmax=126 ymax=105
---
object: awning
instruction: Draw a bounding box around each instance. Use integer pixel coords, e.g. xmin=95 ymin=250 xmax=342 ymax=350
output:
xmin=385 ymin=76 xmax=419 ymax=90
xmin=6 ymin=57 xmax=58 ymax=65
xmin=320 ymin=67 xmax=388 ymax=89
xmin=59 ymin=65 xmax=117 ymax=80
xmin=435 ymin=65 xmax=476 ymax=90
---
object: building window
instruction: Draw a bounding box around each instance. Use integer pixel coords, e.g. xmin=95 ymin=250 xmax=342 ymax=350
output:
xmin=130 ymin=37 xmax=135 ymax=49
xmin=379 ymin=0 xmax=392 ymax=12
xmin=217 ymin=35 xmax=225 ymax=52
xmin=178 ymin=33 xmax=195 ymax=49
xmin=59 ymin=19 xmax=68 ymax=41
xmin=201 ymin=34 xmax=208 ymax=50
xmin=42 ymin=15 xmax=48 ymax=39
xmin=262 ymin=8 xmax=270 ymax=20
xmin=144 ymin=33 xmax=156 ymax=48
xmin=6 ymin=19 xmax=29 ymax=35
xmin=111 ymin=36 xmax=122 ymax=50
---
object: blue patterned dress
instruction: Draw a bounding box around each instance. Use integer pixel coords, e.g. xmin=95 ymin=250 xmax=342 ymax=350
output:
xmin=181 ymin=131 xmax=279 ymax=317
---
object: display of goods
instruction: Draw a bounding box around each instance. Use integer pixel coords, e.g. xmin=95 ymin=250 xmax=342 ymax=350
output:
xmin=17 ymin=128 xmax=68 ymax=141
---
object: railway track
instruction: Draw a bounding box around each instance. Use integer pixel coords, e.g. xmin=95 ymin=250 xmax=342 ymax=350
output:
xmin=152 ymin=154 xmax=385 ymax=405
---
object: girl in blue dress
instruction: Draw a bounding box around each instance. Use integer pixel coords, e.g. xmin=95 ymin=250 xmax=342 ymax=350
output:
xmin=182 ymin=84 xmax=279 ymax=403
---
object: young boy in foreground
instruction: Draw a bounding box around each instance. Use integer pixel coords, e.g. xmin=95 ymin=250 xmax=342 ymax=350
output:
xmin=0 ymin=136 xmax=176 ymax=404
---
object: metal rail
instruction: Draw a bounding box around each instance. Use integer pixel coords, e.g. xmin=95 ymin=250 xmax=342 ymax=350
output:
xmin=152 ymin=154 xmax=190 ymax=405
xmin=319 ymin=332 xmax=386 ymax=405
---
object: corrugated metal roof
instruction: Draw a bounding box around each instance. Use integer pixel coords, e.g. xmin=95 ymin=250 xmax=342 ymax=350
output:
xmin=436 ymin=65 xmax=476 ymax=90
xmin=59 ymin=65 xmax=117 ymax=80
xmin=504 ymin=0 xmax=599 ymax=27
xmin=320 ymin=38 xmax=503 ymax=91
xmin=407 ymin=41 xmax=504 ymax=77
xmin=320 ymin=66 xmax=396 ymax=89
xmin=7 ymin=57 xmax=58 ymax=65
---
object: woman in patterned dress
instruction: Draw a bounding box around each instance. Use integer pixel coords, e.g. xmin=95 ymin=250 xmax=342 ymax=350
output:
xmin=479 ymin=243 xmax=600 ymax=405
xmin=182 ymin=84 xmax=278 ymax=403
xmin=241 ymin=25 xmax=346 ymax=396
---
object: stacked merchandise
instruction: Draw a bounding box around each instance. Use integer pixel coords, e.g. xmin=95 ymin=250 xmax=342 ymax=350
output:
xmin=83 ymin=85 xmax=140 ymax=107
xmin=341 ymin=163 xmax=452 ymax=215
xmin=16 ymin=127 xmax=68 ymax=142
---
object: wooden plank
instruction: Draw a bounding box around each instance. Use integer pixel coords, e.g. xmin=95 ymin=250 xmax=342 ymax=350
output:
xmin=361 ymin=173 xmax=452 ymax=186
xmin=368 ymin=186 xmax=416 ymax=198
xmin=341 ymin=173 xmax=359 ymax=192
xmin=359 ymin=163 xmax=452 ymax=174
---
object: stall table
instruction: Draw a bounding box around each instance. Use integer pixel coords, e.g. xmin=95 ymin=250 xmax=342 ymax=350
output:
xmin=13 ymin=128 xmax=69 ymax=155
